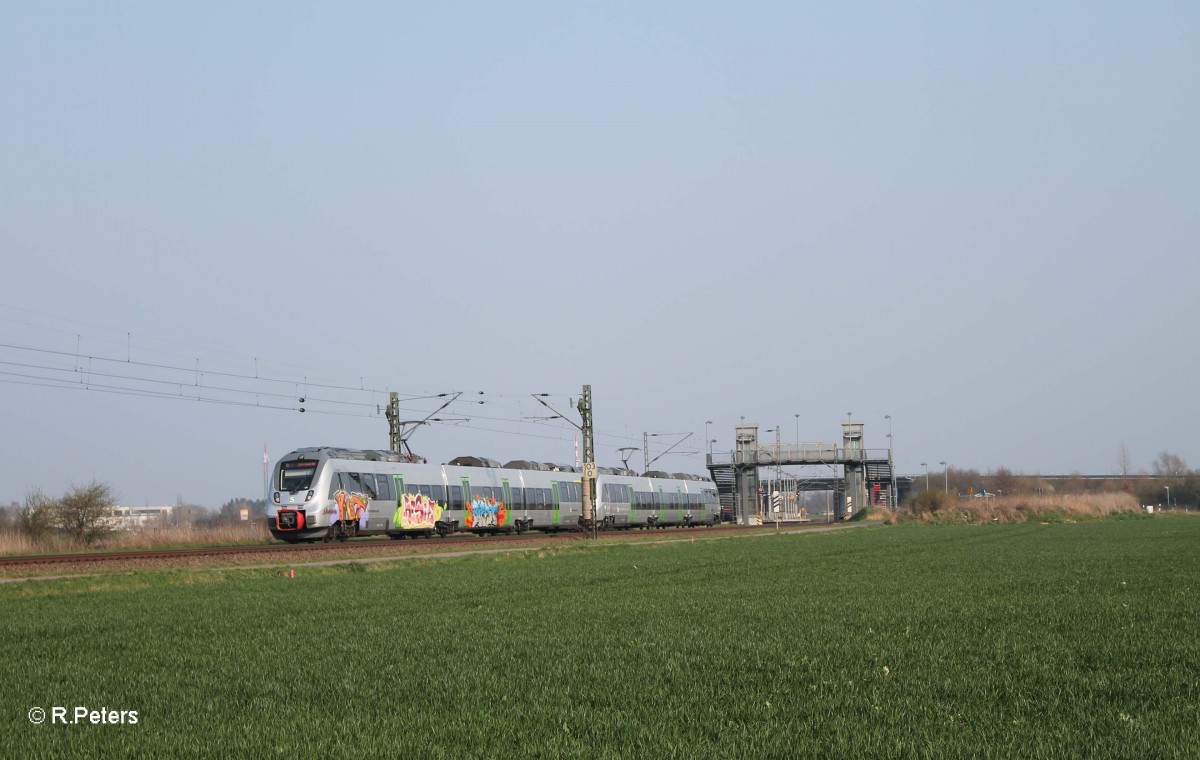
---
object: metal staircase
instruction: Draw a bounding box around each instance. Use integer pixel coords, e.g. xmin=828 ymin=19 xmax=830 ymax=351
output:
xmin=708 ymin=463 xmax=737 ymax=517
xmin=865 ymin=459 xmax=894 ymax=505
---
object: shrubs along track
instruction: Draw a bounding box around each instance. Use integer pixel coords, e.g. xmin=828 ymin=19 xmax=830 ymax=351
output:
xmin=901 ymin=491 xmax=1140 ymax=524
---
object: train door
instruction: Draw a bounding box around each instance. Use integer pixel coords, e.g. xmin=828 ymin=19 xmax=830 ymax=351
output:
xmin=390 ymin=474 xmax=404 ymax=530
xmin=551 ymin=482 xmax=561 ymax=526
xmin=460 ymin=476 xmax=472 ymax=529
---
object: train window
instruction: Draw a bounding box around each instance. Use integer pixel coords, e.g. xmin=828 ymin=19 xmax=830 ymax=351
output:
xmin=432 ymin=485 xmax=446 ymax=504
xmin=343 ymin=472 xmax=371 ymax=498
xmin=328 ymin=472 xmax=344 ymax=496
xmin=510 ymin=487 xmax=523 ymax=509
xmin=280 ymin=460 xmax=318 ymax=491
xmin=373 ymin=475 xmax=393 ymax=501
xmin=419 ymin=485 xmax=431 ymax=498
xmin=448 ymin=485 xmax=463 ymax=510
xmin=405 ymin=484 xmax=419 ymax=496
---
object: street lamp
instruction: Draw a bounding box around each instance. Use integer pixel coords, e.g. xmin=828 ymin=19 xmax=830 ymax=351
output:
xmin=921 ymin=462 xmax=929 ymax=490
xmin=1165 ymin=486 xmax=1170 ymax=508
xmin=794 ymin=413 xmax=799 ymax=444
xmin=710 ymin=439 xmax=717 ymax=455
xmin=705 ymin=420 xmax=713 ymax=456
xmin=940 ymin=461 xmax=948 ymax=494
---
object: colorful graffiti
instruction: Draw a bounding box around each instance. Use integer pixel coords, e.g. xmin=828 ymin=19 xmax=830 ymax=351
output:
xmin=466 ymin=495 xmax=506 ymax=529
xmin=394 ymin=493 xmax=443 ymax=530
xmin=334 ymin=490 xmax=371 ymax=528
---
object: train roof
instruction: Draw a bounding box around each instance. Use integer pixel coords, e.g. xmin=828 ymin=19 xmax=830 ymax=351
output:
xmin=286 ymin=448 xmax=711 ymax=481
xmin=447 ymin=455 xmax=502 ymax=468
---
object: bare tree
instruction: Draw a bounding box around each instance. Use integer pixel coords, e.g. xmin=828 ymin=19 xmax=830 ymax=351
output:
xmin=1152 ymin=452 xmax=1188 ymax=479
xmin=988 ymin=466 xmax=1021 ymax=495
xmin=55 ymin=482 xmax=117 ymax=546
xmin=1117 ymin=442 xmax=1132 ymax=479
xmin=18 ymin=488 xmax=57 ymax=541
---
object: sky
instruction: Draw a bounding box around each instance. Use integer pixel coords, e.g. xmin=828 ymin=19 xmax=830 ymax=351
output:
xmin=2 ymin=1 xmax=1197 ymax=508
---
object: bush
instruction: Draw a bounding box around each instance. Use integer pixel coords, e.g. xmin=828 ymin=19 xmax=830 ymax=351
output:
xmin=18 ymin=488 xmax=57 ymax=541
xmin=907 ymin=490 xmax=956 ymax=515
xmin=898 ymin=492 xmax=1140 ymax=524
xmin=55 ymin=481 xmax=117 ymax=546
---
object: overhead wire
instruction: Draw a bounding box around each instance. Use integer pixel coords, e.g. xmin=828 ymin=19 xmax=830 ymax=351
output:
xmin=0 ymin=310 xmax=706 ymax=465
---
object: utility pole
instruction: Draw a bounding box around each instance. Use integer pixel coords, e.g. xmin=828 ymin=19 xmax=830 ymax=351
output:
xmin=578 ymin=384 xmax=596 ymax=537
xmin=532 ymin=385 xmax=597 ymax=537
xmin=386 ymin=392 xmax=401 ymax=452
xmin=383 ymin=391 xmax=461 ymax=461
xmin=643 ymin=431 xmax=693 ymax=474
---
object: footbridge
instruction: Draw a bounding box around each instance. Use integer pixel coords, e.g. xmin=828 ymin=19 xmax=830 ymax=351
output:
xmin=706 ymin=422 xmax=895 ymax=524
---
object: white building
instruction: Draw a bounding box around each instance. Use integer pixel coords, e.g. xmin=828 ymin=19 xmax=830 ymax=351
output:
xmin=110 ymin=505 xmax=174 ymax=530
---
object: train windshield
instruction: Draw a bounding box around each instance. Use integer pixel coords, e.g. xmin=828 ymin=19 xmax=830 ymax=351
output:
xmin=279 ymin=460 xmax=318 ymax=492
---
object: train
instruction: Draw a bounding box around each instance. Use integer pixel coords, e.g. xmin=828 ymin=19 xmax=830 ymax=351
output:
xmin=267 ymin=447 xmax=721 ymax=542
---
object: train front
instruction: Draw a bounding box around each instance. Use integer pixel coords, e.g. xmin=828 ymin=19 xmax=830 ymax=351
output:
xmin=266 ymin=454 xmax=334 ymax=541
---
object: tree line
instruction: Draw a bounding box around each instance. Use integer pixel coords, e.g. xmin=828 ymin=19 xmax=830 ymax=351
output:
xmin=0 ymin=487 xmax=270 ymax=547
xmin=907 ymin=450 xmax=1198 ymax=508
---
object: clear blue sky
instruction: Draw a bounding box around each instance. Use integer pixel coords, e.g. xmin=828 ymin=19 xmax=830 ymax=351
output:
xmin=2 ymin=1 xmax=1196 ymax=507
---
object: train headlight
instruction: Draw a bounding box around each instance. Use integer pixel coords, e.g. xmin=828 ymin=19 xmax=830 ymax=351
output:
xmin=305 ymin=490 xmax=314 ymax=502
xmin=273 ymin=492 xmax=280 ymax=504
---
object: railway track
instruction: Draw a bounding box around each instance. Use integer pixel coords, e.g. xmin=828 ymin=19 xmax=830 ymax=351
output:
xmin=0 ymin=532 xmax=550 ymax=567
xmin=0 ymin=523 xmax=779 ymax=568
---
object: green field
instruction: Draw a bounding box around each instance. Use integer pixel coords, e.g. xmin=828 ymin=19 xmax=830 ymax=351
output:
xmin=3 ymin=518 xmax=1199 ymax=758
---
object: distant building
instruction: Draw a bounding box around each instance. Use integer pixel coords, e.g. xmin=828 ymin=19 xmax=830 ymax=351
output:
xmin=110 ymin=505 xmax=174 ymax=530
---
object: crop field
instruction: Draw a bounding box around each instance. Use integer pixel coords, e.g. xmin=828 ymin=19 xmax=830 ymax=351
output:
xmin=2 ymin=517 xmax=1198 ymax=757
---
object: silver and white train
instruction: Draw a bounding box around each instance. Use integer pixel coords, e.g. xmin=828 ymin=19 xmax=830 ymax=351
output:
xmin=267 ymin=447 xmax=721 ymax=542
